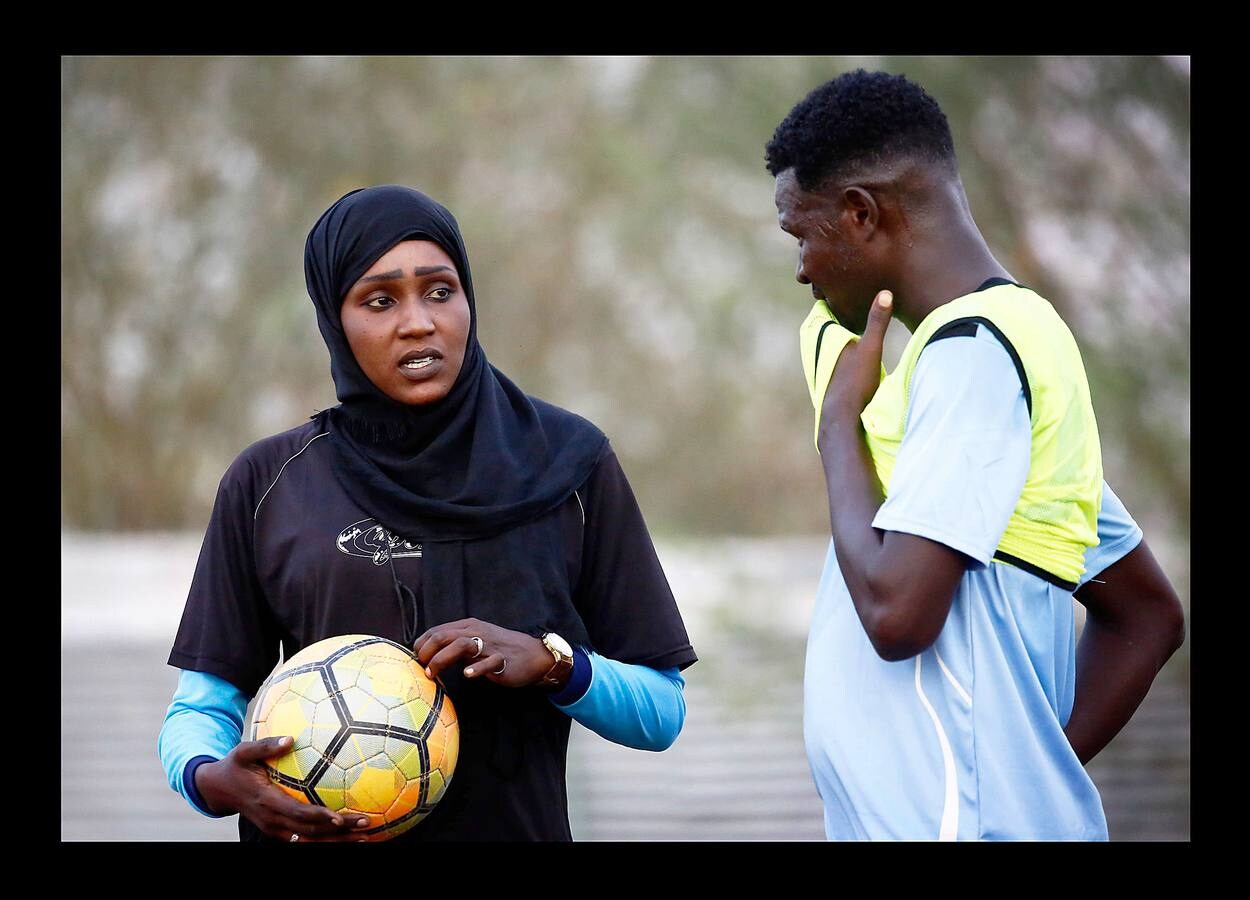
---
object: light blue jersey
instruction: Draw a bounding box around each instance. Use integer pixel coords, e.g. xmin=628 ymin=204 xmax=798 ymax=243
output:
xmin=804 ymin=325 xmax=1142 ymax=841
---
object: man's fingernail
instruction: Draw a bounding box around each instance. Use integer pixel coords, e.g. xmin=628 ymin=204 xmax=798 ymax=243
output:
xmin=357 ymin=818 xmax=370 ymax=828
xmin=465 ymin=667 xmax=474 ymax=675
xmin=879 ymin=291 xmax=893 ymax=308
xmin=425 ymin=667 xmax=433 ymax=677
xmin=279 ymin=736 xmax=293 ymax=746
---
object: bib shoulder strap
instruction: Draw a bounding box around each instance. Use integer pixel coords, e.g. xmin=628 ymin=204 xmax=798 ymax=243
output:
xmin=923 ymin=315 xmax=1032 ymax=418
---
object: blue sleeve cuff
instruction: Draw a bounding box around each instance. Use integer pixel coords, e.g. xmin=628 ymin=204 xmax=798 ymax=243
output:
xmin=549 ymin=651 xmax=686 ymax=751
xmin=548 ymin=646 xmax=592 ymax=707
xmin=183 ymin=755 xmax=226 ymax=818
xmin=158 ymin=669 xmax=247 ymax=817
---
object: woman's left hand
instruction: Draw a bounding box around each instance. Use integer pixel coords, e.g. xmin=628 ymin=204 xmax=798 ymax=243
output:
xmin=413 ymin=618 xmax=555 ymax=688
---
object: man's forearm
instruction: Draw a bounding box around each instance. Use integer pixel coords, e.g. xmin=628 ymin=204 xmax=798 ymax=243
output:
xmin=1065 ymin=616 xmax=1182 ymax=764
xmin=1066 ymin=541 xmax=1185 ymax=764
xmin=818 ymin=412 xmax=887 ymax=607
xmin=812 ymin=294 xmax=966 ymax=661
xmin=817 ymin=411 xmax=968 ymax=660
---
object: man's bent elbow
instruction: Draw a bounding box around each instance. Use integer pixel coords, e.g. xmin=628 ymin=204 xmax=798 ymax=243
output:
xmin=864 ymin=605 xmax=940 ymax=662
xmin=868 ymin=634 xmax=934 ymax=662
xmin=861 ymin=566 xmax=954 ymax=663
xmin=1136 ymin=580 xmax=1186 ymax=666
xmin=1159 ymin=592 xmax=1186 ymax=661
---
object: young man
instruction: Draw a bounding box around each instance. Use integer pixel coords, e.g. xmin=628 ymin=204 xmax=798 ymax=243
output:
xmin=766 ymin=70 xmax=1184 ymax=840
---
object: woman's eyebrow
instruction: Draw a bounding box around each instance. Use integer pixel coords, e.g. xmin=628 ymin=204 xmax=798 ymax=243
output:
xmin=358 ymin=265 xmax=455 ymax=284
xmin=359 ymin=269 xmax=402 ymax=283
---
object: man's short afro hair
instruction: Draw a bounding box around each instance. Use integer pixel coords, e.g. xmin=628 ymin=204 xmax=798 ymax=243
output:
xmin=765 ymin=70 xmax=957 ymax=191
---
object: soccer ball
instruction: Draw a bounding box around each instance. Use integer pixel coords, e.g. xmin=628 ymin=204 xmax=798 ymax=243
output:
xmin=249 ymin=634 xmax=458 ymax=841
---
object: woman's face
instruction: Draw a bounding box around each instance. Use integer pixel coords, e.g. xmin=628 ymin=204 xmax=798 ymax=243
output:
xmin=340 ymin=240 xmax=471 ymax=406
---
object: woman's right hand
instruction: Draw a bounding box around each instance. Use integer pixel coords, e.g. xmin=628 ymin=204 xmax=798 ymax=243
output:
xmin=194 ymin=735 xmax=372 ymax=842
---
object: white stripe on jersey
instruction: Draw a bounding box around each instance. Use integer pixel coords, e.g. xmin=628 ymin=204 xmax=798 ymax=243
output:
xmin=254 ymin=432 xmax=329 ymax=520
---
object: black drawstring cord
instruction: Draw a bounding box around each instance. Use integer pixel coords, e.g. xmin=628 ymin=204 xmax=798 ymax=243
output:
xmin=387 ymin=551 xmax=423 ymax=648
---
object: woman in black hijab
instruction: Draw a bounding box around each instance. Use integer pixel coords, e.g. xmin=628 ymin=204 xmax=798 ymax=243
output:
xmin=160 ymin=185 xmax=697 ymax=842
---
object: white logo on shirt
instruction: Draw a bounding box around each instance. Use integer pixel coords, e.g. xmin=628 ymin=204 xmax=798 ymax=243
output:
xmin=335 ymin=518 xmax=423 ymax=565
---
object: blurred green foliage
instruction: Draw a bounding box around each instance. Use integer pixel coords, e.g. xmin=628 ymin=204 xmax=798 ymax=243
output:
xmin=61 ymin=56 xmax=1189 ymax=609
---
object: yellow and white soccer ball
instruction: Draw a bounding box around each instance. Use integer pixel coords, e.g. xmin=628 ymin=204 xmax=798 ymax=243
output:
xmin=249 ymin=634 xmax=458 ymax=841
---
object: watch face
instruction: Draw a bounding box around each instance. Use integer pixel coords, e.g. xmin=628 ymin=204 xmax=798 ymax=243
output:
xmin=545 ymin=632 xmax=573 ymax=658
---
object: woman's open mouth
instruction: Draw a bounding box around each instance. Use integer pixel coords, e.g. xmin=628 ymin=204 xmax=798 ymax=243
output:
xmin=397 ymin=349 xmax=443 ymax=380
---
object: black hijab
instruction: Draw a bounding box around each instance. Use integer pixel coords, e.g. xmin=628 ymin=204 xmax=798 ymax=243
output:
xmin=304 ymin=184 xmax=607 ymax=541
xmin=304 ymin=185 xmax=606 ymax=650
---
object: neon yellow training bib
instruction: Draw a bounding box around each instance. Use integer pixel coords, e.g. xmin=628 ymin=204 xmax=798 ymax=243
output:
xmin=798 ymin=283 xmax=1102 ymax=588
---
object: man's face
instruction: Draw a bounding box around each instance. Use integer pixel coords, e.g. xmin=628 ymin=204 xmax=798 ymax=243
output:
xmin=774 ymin=168 xmax=878 ymax=335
